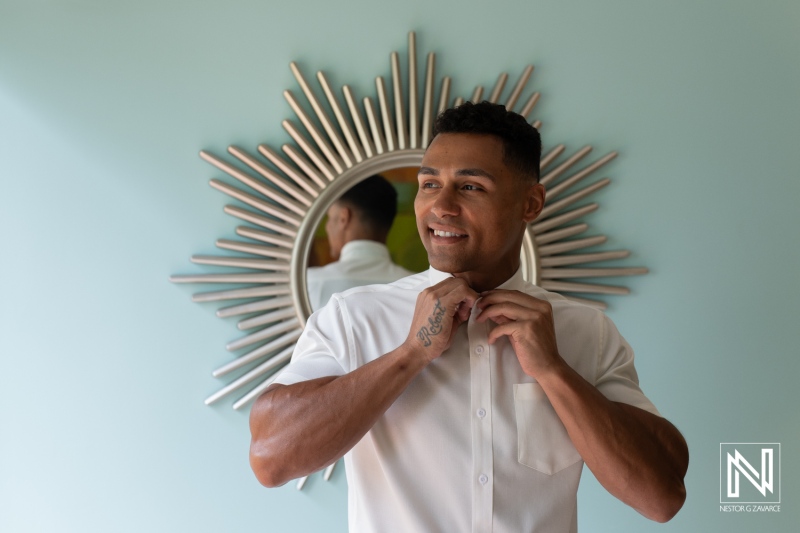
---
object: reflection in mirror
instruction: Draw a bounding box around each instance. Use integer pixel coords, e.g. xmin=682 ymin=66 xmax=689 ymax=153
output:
xmin=306 ymin=167 xmax=426 ymax=311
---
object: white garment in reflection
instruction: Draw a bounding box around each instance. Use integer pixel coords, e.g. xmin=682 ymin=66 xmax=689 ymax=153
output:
xmin=307 ymin=240 xmax=414 ymax=311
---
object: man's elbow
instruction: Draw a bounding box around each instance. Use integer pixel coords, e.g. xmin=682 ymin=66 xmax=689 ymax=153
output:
xmin=651 ymin=428 xmax=689 ymax=522
xmin=248 ymin=386 xmax=290 ymax=488
xmin=646 ymin=482 xmax=686 ymax=523
xmin=250 ymin=442 xmax=289 ymax=488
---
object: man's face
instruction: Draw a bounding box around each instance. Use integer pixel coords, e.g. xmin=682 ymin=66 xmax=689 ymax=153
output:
xmin=414 ymin=133 xmax=544 ymax=282
xmin=324 ymin=202 xmax=348 ymax=260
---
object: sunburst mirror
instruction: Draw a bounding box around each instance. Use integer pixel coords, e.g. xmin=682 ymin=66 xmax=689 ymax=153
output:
xmin=171 ymin=32 xmax=646 ymax=487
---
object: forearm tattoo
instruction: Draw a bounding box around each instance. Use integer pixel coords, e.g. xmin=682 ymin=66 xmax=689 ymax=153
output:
xmin=416 ymin=298 xmax=446 ymax=347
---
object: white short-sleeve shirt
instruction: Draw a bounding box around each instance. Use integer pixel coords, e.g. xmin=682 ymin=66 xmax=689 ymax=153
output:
xmin=306 ymin=240 xmax=414 ymax=311
xmin=274 ymin=266 xmax=659 ymax=533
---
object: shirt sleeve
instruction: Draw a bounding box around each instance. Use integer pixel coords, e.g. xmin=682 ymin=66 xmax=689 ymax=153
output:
xmin=594 ymin=313 xmax=661 ymax=417
xmin=271 ymin=295 xmax=352 ymax=386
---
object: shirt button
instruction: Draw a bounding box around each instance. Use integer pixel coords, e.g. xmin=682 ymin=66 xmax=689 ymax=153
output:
xmin=476 ymin=408 xmax=486 ymax=418
xmin=478 ymin=474 xmax=488 ymax=485
xmin=475 ymin=345 xmax=485 ymax=354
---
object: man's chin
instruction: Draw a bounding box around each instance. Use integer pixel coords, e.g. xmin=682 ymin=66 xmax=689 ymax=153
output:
xmin=427 ymin=254 xmax=472 ymax=275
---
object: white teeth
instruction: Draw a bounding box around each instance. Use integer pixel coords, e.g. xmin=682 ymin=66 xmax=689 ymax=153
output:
xmin=433 ymin=229 xmax=465 ymax=238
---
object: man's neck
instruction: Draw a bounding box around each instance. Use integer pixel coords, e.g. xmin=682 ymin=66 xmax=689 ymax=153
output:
xmin=452 ymin=263 xmax=520 ymax=293
xmin=338 ymin=239 xmax=389 ymax=261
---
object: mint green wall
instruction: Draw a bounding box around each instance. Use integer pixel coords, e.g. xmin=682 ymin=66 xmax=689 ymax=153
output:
xmin=2 ymin=1 xmax=798 ymax=531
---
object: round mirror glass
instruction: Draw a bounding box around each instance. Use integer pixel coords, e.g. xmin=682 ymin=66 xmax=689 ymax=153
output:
xmin=306 ymin=166 xmax=427 ymax=311
xmin=308 ymin=166 xmax=427 ymax=271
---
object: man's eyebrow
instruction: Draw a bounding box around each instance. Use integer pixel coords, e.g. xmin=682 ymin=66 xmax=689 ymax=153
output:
xmin=418 ymin=166 xmax=438 ymax=176
xmin=417 ymin=166 xmax=496 ymax=181
xmin=456 ymin=168 xmax=495 ymax=181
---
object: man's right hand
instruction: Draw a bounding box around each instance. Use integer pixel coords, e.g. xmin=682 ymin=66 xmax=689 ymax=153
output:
xmin=251 ymin=277 xmax=478 ymax=487
xmin=405 ymin=277 xmax=479 ymax=362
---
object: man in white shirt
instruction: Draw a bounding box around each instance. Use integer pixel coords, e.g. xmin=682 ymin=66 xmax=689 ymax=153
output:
xmin=249 ymin=102 xmax=688 ymax=532
xmin=307 ymin=175 xmax=413 ymax=311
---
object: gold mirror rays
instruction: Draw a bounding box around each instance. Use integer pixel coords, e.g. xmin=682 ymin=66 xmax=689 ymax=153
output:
xmin=170 ymin=31 xmax=647 ymax=415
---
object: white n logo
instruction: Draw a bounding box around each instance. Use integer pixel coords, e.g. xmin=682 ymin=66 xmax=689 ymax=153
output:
xmin=727 ymin=448 xmax=773 ymax=497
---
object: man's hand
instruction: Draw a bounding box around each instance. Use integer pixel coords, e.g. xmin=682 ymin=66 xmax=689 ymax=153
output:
xmin=476 ymin=289 xmax=562 ymax=378
xmin=250 ymin=277 xmax=478 ymax=487
xmin=478 ymin=288 xmax=688 ymax=522
xmin=406 ymin=277 xmax=479 ymax=362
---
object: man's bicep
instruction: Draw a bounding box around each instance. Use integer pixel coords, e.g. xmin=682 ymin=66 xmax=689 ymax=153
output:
xmin=615 ymin=402 xmax=689 ymax=476
xmin=614 ymin=402 xmax=664 ymax=425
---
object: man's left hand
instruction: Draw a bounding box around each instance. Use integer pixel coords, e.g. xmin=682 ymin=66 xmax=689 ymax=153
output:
xmin=476 ymin=289 xmax=563 ymax=379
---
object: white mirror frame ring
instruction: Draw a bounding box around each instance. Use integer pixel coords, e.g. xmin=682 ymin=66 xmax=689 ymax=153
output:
xmin=171 ymin=32 xmax=647 ymax=414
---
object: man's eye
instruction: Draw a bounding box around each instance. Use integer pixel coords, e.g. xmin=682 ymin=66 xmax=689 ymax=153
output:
xmin=463 ymin=184 xmax=482 ymax=191
xmin=421 ymin=182 xmax=438 ymax=189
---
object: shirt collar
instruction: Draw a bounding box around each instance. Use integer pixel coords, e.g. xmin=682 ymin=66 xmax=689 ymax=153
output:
xmin=339 ymin=240 xmax=391 ymax=262
xmin=427 ymin=264 xmax=527 ymax=291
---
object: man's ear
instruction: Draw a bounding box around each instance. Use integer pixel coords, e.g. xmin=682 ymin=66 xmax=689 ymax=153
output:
xmin=340 ymin=205 xmax=353 ymax=227
xmin=522 ymin=182 xmax=546 ymax=223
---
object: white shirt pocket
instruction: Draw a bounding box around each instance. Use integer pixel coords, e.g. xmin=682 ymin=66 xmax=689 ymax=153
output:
xmin=513 ymin=383 xmax=582 ymax=475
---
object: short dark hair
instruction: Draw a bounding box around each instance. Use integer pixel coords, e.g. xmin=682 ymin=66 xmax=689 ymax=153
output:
xmin=431 ymin=101 xmax=542 ymax=182
xmin=338 ymin=174 xmax=398 ymax=235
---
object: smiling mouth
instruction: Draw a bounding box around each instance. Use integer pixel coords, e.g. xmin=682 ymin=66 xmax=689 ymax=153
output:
xmin=431 ymin=229 xmax=467 ymax=238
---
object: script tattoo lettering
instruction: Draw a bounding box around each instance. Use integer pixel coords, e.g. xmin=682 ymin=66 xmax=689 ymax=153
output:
xmin=416 ymin=298 xmax=446 ymax=347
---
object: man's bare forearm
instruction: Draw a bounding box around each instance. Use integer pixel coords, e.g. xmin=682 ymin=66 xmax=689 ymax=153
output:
xmin=249 ymin=343 xmax=427 ymax=487
xmin=537 ymin=362 xmax=688 ymax=522
xmin=250 ymin=278 xmax=478 ymax=487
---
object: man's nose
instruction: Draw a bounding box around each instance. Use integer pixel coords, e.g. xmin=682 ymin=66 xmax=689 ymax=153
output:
xmin=431 ymin=187 xmax=459 ymax=218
